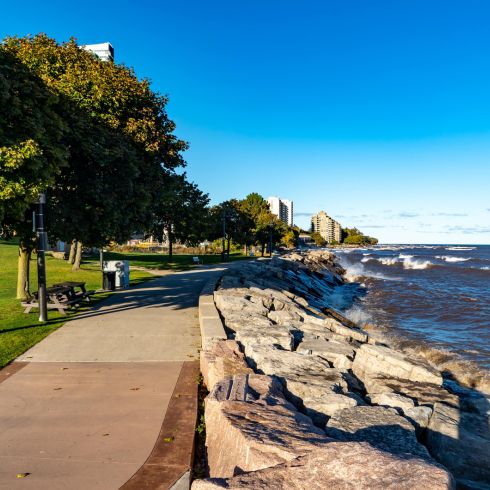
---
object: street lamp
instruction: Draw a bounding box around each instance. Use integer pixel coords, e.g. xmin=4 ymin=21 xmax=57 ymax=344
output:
xmin=36 ymin=193 xmax=48 ymax=321
xmin=269 ymin=219 xmax=274 ymax=257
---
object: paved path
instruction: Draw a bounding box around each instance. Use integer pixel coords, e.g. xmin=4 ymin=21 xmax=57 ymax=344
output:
xmin=0 ymin=265 xmax=225 ymax=490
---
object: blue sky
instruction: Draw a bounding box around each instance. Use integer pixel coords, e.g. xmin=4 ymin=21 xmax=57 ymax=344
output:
xmin=2 ymin=1 xmax=490 ymax=243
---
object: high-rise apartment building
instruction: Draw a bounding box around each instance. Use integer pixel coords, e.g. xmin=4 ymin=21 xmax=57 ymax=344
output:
xmin=311 ymin=211 xmax=342 ymax=243
xmin=267 ymin=196 xmax=294 ymax=226
xmin=83 ymin=42 xmax=114 ymax=62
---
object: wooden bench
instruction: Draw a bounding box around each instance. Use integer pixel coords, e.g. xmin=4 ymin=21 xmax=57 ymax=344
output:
xmin=21 ymin=282 xmax=95 ymax=315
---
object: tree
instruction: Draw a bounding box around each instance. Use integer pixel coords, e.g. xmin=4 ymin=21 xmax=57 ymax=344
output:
xmin=342 ymin=227 xmax=378 ymax=245
xmin=149 ymin=172 xmax=209 ymax=258
xmin=311 ymin=232 xmax=326 ymax=247
xmin=2 ymin=34 xmax=187 ymax=293
xmin=0 ymin=46 xmax=69 ymax=298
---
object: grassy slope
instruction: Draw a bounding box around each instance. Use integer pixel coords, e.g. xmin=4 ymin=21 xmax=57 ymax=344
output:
xmin=0 ymin=240 xmax=154 ymax=368
xmin=104 ymin=250 xmax=252 ymax=270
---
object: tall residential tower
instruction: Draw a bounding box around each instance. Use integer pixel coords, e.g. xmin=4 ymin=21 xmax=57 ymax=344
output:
xmin=311 ymin=211 xmax=342 ymax=243
xmin=267 ymin=196 xmax=294 ymax=226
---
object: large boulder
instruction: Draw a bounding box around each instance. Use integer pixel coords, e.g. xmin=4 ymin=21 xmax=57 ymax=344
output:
xmin=192 ymin=441 xmax=454 ymax=489
xmin=353 ymin=344 xmax=443 ymax=385
xmin=236 ymin=326 xmax=295 ymax=351
xmin=200 ymin=340 xmax=253 ymax=391
xmin=326 ymin=405 xmax=432 ymax=460
xmin=214 ymin=291 xmax=269 ymax=316
xmin=244 ymin=343 xmax=331 ymax=377
xmin=205 ymin=374 xmax=328 ymax=478
xmin=362 ymin=374 xmax=458 ymax=407
xmin=426 ymin=402 xmax=490 ymax=487
xmin=222 ymin=312 xmax=272 ymax=333
xmin=297 ymin=338 xmax=356 ymax=369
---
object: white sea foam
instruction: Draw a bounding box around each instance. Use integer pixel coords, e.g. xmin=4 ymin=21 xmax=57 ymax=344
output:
xmin=402 ymin=257 xmax=432 ymax=269
xmin=361 ymin=257 xmax=371 ymax=263
xmin=344 ymin=305 xmax=372 ymax=326
xmin=343 ymin=262 xmax=399 ymax=282
xmin=378 ymin=257 xmax=399 ymax=266
xmin=399 ymin=253 xmax=414 ymax=259
xmin=481 ymin=266 xmax=490 ymax=271
xmin=446 ymin=246 xmax=476 ymax=251
xmin=436 ymin=255 xmax=471 ymax=263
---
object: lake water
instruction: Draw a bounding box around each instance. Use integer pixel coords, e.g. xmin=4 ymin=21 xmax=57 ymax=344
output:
xmin=333 ymin=245 xmax=490 ymax=369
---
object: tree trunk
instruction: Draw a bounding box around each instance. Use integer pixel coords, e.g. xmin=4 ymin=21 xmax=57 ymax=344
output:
xmin=72 ymin=240 xmax=83 ymax=271
xmin=16 ymin=243 xmax=32 ymax=300
xmin=68 ymin=239 xmax=77 ymax=264
xmin=168 ymin=229 xmax=173 ymax=259
xmin=261 ymin=241 xmax=265 ymax=257
xmin=227 ymin=237 xmax=231 ymax=259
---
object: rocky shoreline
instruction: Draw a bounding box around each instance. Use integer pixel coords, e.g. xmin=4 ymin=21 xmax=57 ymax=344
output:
xmin=193 ymin=250 xmax=490 ymax=489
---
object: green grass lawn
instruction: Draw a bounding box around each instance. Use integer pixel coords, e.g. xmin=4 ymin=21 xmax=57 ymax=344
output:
xmin=104 ymin=250 xmax=253 ymax=270
xmin=0 ymin=240 xmax=154 ymax=368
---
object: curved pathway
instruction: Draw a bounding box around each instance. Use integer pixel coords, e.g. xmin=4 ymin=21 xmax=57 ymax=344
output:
xmin=0 ymin=265 xmax=226 ymax=490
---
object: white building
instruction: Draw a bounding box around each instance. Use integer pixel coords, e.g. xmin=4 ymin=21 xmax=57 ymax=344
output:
xmin=83 ymin=42 xmax=114 ymax=62
xmin=267 ymin=196 xmax=294 ymax=226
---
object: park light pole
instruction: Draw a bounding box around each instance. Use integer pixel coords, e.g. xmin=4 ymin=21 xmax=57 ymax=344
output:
xmin=221 ymin=207 xmax=226 ymax=261
xmin=36 ymin=193 xmax=48 ymax=321
xmin=269 ymin=219 xmax=274 ymax=257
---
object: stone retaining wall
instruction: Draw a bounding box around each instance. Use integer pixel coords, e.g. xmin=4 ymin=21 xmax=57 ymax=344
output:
xmin=195 ymin=251 xmax=489 ymax=489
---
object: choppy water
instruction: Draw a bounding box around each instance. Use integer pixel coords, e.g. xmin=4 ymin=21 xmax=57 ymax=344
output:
xmin=333 ymin=245 xmax=490 ymax=369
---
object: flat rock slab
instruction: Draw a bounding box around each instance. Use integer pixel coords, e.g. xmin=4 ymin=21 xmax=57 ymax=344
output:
xmin=0 ymin=362 xmax=182 ymax=490
xmin=205 ymin=374 xmax=327 ymax=478
xmin=326 ymin=405 xmax=431 ymax=459
xmin=192 ymin=441 xmax=454 ymax=490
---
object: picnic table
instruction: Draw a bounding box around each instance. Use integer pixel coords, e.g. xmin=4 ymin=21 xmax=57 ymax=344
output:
xmin=21 ymin=281 xmax=95 ymax=315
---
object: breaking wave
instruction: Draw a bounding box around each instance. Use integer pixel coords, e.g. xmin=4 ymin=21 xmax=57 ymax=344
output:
xmin=436 ymin=255 xmax=471 ymax=263
xmin=402 ymin=257 xmax=432 ymax=269
xmin=446 ymin=246 xmax=476 ymax=251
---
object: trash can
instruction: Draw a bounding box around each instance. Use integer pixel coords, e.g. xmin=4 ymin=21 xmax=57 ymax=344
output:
xmin=103 ymin=260 xmax=130 ymax=288
xmin=103 ymin=271 xmax=116 ymax=291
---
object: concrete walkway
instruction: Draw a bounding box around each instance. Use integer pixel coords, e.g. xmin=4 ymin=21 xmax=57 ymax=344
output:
xmin=0 ymin=265 xmax=225 ymax=490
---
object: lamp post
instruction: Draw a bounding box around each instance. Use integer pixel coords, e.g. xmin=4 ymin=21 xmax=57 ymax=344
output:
xmin=269 ymin=219 xmax=274 ymax=258
xmin=36 ymin=193 xmax=48 ymax=322
xmin=221 ymin=207 xmax=228 ymax=261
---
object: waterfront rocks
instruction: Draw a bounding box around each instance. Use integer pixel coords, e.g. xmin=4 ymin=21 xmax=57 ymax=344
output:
xmin=205 ymin=374 xmax=328 ymax=478
xmin=368 ymin=392 xmax=415 ymax=411
xmin=192 ymin=442 xmax=455 ymax=489
xmin=296 ymin=338 xmax=356 ymax=369
xmin=236 ymin=326 xmax=294 ymax=351
xmin=426 ymin=402 xmax=490 ymax=485
xmin=326 ymin=405 xmax=431 ymax=459
xmin=353 ymin=343 xmax=443 ymax=386
xmin=200 ymin=340 xmax=253 ymax=391
xmin=362 ymin=374 xmax=458 ymax=408
xmin=197 ymin=250 xmax=481 ymax=487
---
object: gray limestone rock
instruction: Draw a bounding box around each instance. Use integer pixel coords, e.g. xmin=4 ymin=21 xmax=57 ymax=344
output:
xmin=222 ymin=312 xmax=272 ymax=333
xmin=204 ymin=374 xmax=328 ymax=478
xmin=368 ymin=392 xmax=416 ymax=411
xmin=426 ymin=402 xmax=490 ymax=486
xmin=200 ymin=340 xmax=253 ymax=391
xmin=326 ymin=405 xmax=431 ymax=459
xmin=362 ymin=374 xmax=458 ymax=408
xmin=236 ymin=326 xmax=294 ymax=351
xmin=353 ymin=343 xmax=443 ymax=386
xmin=192 ymin=441 xmax=455 ymax=489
